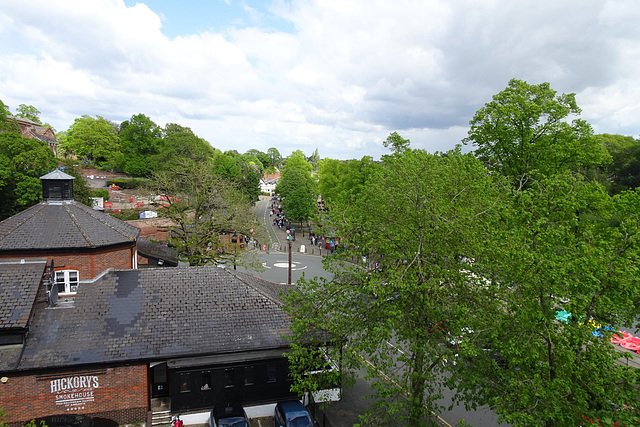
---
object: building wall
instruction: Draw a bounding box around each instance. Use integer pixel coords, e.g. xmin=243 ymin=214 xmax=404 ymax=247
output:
xmin=0 ymin=365 xmax=148 ymax=426
xmin=0 ymin=245 xmax=135 ymax=280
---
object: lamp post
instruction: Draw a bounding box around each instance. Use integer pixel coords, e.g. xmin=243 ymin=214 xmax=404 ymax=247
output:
xmin=231 ymin=233 xmax=238 ymax=270
xmin=286 ymin=229 xmax=292 ymax=285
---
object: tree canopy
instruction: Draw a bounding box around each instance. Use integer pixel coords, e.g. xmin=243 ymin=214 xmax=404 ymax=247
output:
xmin=285 ymin=145 xmax=504 ymax=426
xmin=151 ymin=158 xmax=263 ymax=266
xmin=58 ymin=115 xmax=120 ymax=169
xmin=275 ymin=151 xmax=317 ymax=223
xmin=119 ymin=113 xmax=163 ymax=176
xmin=463 ymin=78 xmax=610 ymax=190
xmin=0 ymin=106 xmax=57 ymax=219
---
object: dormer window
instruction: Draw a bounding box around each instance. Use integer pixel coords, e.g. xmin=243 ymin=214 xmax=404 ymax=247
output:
xmin=55 ymin=270 xmax=79 ymax=294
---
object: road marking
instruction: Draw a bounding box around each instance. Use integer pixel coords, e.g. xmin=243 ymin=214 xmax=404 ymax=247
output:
xmin=386 ymin=340 xmax=406 ymax=355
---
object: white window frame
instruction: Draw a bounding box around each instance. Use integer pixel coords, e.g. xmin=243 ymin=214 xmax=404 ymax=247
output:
xmin=55 ymin=270 xmax=79 ymax=294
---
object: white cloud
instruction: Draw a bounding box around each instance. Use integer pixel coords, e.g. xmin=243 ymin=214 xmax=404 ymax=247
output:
xmin=0 ymin=0 xmax=639 ymax=160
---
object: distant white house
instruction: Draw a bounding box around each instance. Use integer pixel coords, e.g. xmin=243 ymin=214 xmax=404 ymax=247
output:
xmin=260 ymin=177 xmax=278 ymax=195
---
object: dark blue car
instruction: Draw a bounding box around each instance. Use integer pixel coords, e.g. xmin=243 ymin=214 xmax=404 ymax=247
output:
xmin=274 ymin=400 xmax=315 ymax=427
xmin=208 ymin=404 xmax=250 ymax=427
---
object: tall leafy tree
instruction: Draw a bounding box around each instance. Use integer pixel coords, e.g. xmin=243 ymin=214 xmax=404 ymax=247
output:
xmin=155 ymin=123 xmax=214 ymax=172
xmin=0 ymin=102 xmax=57 ymax=219
xmin=119 ymin=113 xmax=163 ymax=176
xmin=151 ymin=159 xmax=263 ymax=266
xmin=59 ymin=115 xmax=121 ymax=169
xmin=284 ymin=146 xmax=503 ymax=426
xmin=463 ymin=79 xmax=610 ymax=190
xmin=456 ymin=80 xmax=640 ymax=426
xmin=276 ymin=151 xmax=316 ymax=221
xmin=455 ymin=175 xmax=640 ymax=426
xmin=317 ymin=156 xmax=381 ymax=212
xmin=267 ymin=147 xmax=282 ymax=169
xmin=597 ymin=133 xmax=640 ymax=194
xmin=308 ymin=148 xmax=321 ymax=170
xmin=245 ymin=149 xmax=271 ymax=171
xmin=14 ymin=104 xmax=41 ymax=123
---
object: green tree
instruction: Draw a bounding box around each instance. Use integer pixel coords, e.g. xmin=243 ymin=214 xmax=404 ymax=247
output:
xmin=14 ymin=104 xmax=41 ymax=123
xmin=463 ymin=78 xmax=610 ymax=190
xmin=59 ymin=115 xmax=121 ymax=169
xmin=245 ymin=149 xmax=271 ymax=171
xmin=317 ymin=156 xmax=382 ymax=213
xmin=455 ymin=175 xmax=640 ymax=426
xmin=0 ymin=106 xmax=57 ymax=219
xmin=284 ymin=147 xmax=503 ymax=426
xmin=151 ymin=159 xmax=263 ymax=266
xmin=456 ymin=81 xmax=640 ymax=426
xmin=212 ymin=151 xmax=241 ymax=179
xmin=308 ymin=148 xmax=321 ymax=170
xmin=280 ymin=170 xmax=316 ymax=223
xmin=316 ymin=157 xmax=345 ymax=207
xmin=383 ymin=131 xmax=411 ymax=154
xmin=119 ymin=114 xmax=163 ymax=176
xmin=155 ymin=123 xmax=214 ymax=171
xmin=597 ymin=133 xmax=640 ymax=194
xmin=267 ymin=147 xmax=282 ymax=169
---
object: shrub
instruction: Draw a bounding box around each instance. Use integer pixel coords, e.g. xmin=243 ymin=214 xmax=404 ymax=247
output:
xmin=106 ymin=177 xmax=152 ymax=189
xmin=90 ymin=188 xmax=109 ymax=201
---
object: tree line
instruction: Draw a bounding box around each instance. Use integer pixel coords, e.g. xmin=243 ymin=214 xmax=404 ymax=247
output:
xmin=283 ymin=79 xmax=640 ymax=427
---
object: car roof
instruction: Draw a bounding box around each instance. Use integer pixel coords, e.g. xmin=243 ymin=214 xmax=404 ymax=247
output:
xmin=212 ymin=404 xmax=246 ymax=420
xmin=277 ymin=400 xmax=308 ymax=414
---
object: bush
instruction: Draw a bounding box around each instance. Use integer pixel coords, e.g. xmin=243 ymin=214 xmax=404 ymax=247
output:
xmin=89 ymin=188 xmax=109 ymax=201
xmin=107 ymin=209 xmax=143 ymax=221
xmin=106 ymin=177 xmax=152 ymax=189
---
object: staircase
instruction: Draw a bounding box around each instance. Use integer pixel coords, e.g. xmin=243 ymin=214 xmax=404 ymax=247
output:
xmin=150 ymin=409 xmax=172 ymax=427
xmin=149 ymin=397 xmax=172 ymax=427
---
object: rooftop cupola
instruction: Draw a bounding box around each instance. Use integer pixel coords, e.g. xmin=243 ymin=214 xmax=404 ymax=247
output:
xmin=40 ymin=170 xmax=75 ymax=202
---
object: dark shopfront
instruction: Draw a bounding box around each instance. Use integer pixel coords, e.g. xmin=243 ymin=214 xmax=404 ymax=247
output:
xmin=151 ymin=349 xmax=297 ymax=412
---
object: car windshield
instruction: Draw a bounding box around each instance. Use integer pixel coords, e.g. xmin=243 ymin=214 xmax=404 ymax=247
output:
xmin=219 ymin=418 xmax=248 ymax=427
xmin=287 ymin=415 xmax=313 ymax=427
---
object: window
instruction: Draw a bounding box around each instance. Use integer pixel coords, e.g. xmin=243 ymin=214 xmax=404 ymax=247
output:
xmin=266 ymin=364 xmax=277 ymax=383
xmin=55 ymin=270 xmax=79 ymax=294
xmin=224 ymin=369 xmax=235 ymax=388
xmin=244 ymin=366 xmax=255 ymax=386
xmin=201 ymin=372 xmax=211 ymax=391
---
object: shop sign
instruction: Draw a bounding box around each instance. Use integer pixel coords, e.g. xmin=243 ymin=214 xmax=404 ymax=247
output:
xmin=49 ymin=376 xmax=100 ymax=411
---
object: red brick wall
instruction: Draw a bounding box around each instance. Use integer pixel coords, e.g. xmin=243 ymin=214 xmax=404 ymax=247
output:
xmin=0 ymin=245 xmax=135 ymax=280
xmin=0 ymin=365 xmax=148 ymax=426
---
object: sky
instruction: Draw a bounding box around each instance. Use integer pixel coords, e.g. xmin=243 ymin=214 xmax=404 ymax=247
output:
xmin=1 ymin=0 xmax=639 ymax=161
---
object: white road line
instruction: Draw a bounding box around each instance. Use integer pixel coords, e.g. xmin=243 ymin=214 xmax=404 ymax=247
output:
xmin=386 ymin=340 xmax=406 ymax=355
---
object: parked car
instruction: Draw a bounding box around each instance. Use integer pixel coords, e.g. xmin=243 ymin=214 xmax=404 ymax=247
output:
xmin=208 ymin=404 xmax=250 ymax=427
xmin=274 ymin=400 xmax=315 ymax=427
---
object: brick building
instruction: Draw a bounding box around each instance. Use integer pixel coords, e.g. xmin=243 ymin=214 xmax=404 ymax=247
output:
xmin=0 ymin=170 xmax=140 ymax=296
xmin=6 ymin=116 xmax=57 ymax=157
xmin=0 ymin=261 xmax=296 ymax=426
xmin=0 ymin=171 xmax=309 ymax=426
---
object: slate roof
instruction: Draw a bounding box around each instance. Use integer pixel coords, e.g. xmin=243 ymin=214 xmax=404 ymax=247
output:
xmin=0 ymin=259 xmax=47 ymax=330
xmin=40 ymin=170 xmax=74 ymax=180
xmin=29 ymin=131 xmax=56 ymax=145
xmin=16 ymin=266 xmax=295 ymax=371
xmin=137 ymin=237 xmax=179 ymax=266
xmin=0 ymin=201 xmax=140 ymax=251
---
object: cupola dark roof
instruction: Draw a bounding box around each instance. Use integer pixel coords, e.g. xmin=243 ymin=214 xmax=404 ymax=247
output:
xmin=0 ymin=202 xmax=140 ymax=251
xmin=0 ymin=170 xmax=140 ymax=252
xmin=40 ymin=170 xmax=75 ymax=202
